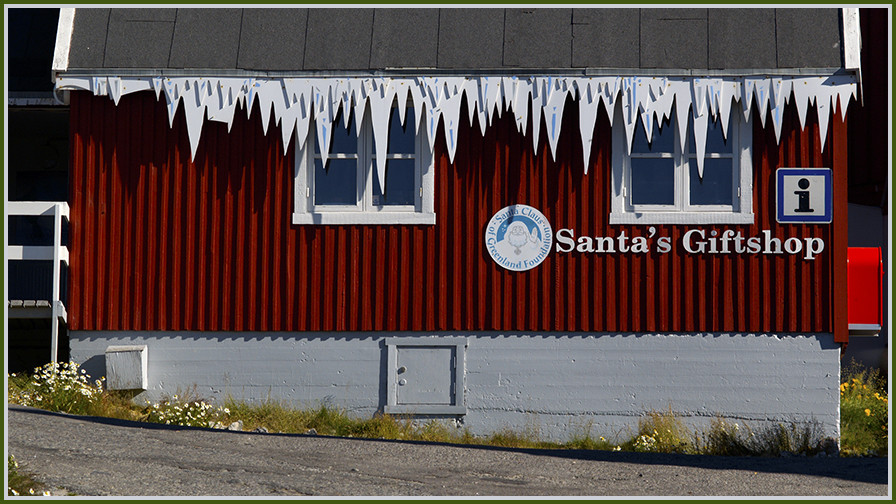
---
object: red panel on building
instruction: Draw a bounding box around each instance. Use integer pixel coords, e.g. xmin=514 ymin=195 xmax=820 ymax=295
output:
xmin=847 ymin=247 xmax=884 ymax=334
xmin=68 ymin=91 xmax=848 ymax=336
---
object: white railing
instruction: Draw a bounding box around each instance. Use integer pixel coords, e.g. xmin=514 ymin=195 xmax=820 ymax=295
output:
xmin=6 ymin=201 xmax=70 ymax=363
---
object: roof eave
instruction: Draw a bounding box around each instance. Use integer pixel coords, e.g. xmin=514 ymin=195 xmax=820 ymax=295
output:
xmin=51 ymin=8 xmax=75 ymax=78
xmin=53 ymin=66 xmax=854 ymax=81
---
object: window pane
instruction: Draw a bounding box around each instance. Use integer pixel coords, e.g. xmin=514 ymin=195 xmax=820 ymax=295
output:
xmin=314 ymin=158 xmax=357 ymax=205
xmin=705 ymin=115 xmax=732 ymax=154
xmin=687 ymin=115 xmax=732 ymax=154
xmin=373 ymin=159 xmax=416 ymax=206
xmin=317 ymin=109 xmax=358 ymax=155
xmin=631 ymin=158 xmax=675 ymax=205
xmin=689 ymin=158 xmax=733 ymax=206
xmin=387 ymin=107 xmax=415 ymax=154
xmin=631 ymin=114 xmax=674 ymax=154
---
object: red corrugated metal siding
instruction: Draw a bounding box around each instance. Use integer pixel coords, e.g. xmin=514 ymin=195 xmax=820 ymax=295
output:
xmin=69 ymin=91 xmax=844 ymax=334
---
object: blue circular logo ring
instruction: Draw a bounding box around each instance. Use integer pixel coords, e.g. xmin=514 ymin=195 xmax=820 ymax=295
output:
xmin=484 ymin=204 xmax=553 ymax=271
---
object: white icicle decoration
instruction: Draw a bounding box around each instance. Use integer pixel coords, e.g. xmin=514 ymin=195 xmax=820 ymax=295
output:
xmin=314 ymin=83 xmax=334 ymax=169
xmin=530 ymin=79 xmax=544 ymax=154
xmin=439 ymin=78 xmax=466 ymax=166
xmin=543 ymin=78 xmax=570 ymax=161
xmin=56 ymin=74 xmax=857 ymax=170
xmin=575 ymin=78 xmax=600 ymax=174
xmin=181 ymin=79 xmax=208 ymax=158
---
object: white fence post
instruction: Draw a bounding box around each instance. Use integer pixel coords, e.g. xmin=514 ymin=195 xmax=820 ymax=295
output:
xmin=50 ymin=203 xmax=63 ymax=364
xmin=6 ymin=201 xmax=69 ymax=364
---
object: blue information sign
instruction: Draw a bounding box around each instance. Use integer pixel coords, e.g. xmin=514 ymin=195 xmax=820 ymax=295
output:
xmin=776 ymin=168 xmax=833 ymax=224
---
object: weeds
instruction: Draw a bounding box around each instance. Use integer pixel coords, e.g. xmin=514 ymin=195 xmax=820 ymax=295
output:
xmin=219 ymin=398 xmax=303 ymax=432
xmin=8 ymin=362 xmax=144 ymax=422
xmin=839 ymin=359 xmax=889 ymax=456
xmin=565 ymin=434 xmax=616 ymax=451
xmin=7 ymin=360 xmax=889 ymax=458
xmin=751 ymin=421 xmax=827 ymax=457
xmin=696 ymin=418 xmax=834 ymax=457
xmin=7 ymin=362 xmax=104 ymax=416
xmin=484 ymin=428 xmax=542 ymax=449
xmin=144 ymin=396 xmax=230 ymax=428
xmin=697 ymin=417 xmax=756 ymax=456
xmin=7 ymin=455 xmax=51 ymax=496
xmin=626 ymin=410 xmax=695 ymax=454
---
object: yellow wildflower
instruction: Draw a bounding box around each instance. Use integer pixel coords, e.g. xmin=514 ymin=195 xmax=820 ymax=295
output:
xmin=864 ymin=408 xmax=872 ymax=416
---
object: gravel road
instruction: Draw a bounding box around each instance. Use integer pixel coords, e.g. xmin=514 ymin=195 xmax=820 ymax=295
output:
xmin=6 ymin=405 xmax=890 ymax=497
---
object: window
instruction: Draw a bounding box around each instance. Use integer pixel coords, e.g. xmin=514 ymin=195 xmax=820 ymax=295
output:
xmin=293 ymin=105 xmax=435 ymax=225
xmin=610 ymin=107 xmax=753 ymax=225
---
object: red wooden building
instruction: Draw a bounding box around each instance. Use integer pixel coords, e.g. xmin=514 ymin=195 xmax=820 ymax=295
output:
xmin=8 ymin=7 xmax=886 ymax=442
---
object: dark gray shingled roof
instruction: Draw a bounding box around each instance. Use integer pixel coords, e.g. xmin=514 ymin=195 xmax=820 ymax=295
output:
xmin=64 ymin=7 xmax=845 ymax=73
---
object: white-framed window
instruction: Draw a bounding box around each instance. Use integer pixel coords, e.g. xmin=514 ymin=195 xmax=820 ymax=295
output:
xmin=610 ymin=108 xmax=753 ymax=225
xmin=293 ymin=105 xmax=435 ymax=225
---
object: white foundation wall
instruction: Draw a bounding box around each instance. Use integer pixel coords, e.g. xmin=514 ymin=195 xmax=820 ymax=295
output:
xmin=69 ymin=331 xmax=840 ymax=442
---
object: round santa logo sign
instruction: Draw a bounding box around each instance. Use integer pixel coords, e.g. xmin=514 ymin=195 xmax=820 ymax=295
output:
xmin=484 ymin=204 xmax=553 ymax=271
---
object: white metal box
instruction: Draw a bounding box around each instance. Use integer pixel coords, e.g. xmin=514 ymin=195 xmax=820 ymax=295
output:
xmin=105 ymin=345 xmax=148 ymax=390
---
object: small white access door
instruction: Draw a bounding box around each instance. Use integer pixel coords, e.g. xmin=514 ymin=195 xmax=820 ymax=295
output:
xmin=384 ymin=337 xmax=468 ymax=415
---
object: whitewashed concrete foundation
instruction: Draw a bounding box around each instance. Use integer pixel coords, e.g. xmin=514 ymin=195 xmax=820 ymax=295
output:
xmin=69 ymin=331 xmax=840 ymax=443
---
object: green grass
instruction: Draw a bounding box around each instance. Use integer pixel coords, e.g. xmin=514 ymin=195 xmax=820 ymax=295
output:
xmin=7 ymin=363 xmax=149 ymax=422
xmin=7 ymin=455 xmax=50 ymax=496
xmin=7 ymin=360 xmax=889 ymax=458
xmin=624 ymin=409 xmax=696 ymax=454
xmin=695 ymin=417 xmax=835 ymax=457
xmin=695 ymin=417 xmax=757 ymax=457
xmin=839 ymin=359 xmax=889 ymax=456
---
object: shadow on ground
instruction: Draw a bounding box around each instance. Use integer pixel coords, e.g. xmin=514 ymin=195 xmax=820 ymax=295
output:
xmin=9 ymin=405 xmax=888 ymax=486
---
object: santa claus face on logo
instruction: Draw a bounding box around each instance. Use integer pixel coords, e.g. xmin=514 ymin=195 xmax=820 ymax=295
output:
xmin=505 ymin=221 xmax=531 ymax=254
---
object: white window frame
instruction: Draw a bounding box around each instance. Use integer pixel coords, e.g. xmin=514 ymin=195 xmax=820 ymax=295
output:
xmin=610 ymin=112 xmax=754 ymax=225
xmin=293 ymin=106 xmax=435 ymax=225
